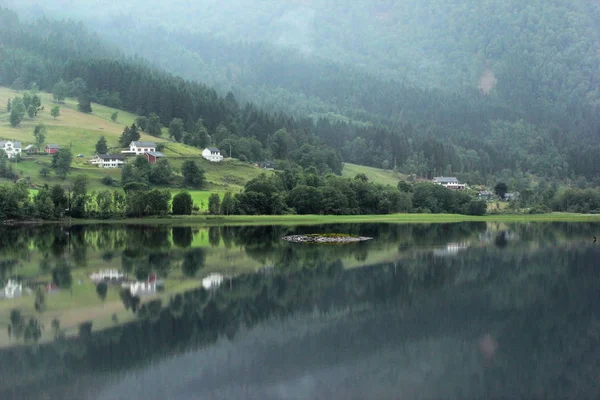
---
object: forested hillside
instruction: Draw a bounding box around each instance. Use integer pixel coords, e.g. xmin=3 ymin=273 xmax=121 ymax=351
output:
xmin=0 ymin=8 xmax=342 ymax=175
xmin=6 ymin=0 xmax=598 ymax=115
xmin=1 ymin=3 xmax=599 ymax=185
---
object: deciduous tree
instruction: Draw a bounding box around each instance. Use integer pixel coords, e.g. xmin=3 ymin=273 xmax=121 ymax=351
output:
xmin=208 ymin=193 xmax=221 ymax=214
xmin=181 ymin=160 xmax=205 ymax=188
xmin=50 ymin=105 xmax=60 ymax=119
xmin=52 ymin=80 xmax=69 ymax=103
xmin=172 ymin=192 xmax=193 ymax=215
xmin=168 ymin=118 xmax=185 ymax=142
xmin=33 ymin=124 xmax=46 ymax=149
xmin=51 ymin=148 xmax=73 ymax=179
xmin=494 ymin=182 xmax=508 ymax=199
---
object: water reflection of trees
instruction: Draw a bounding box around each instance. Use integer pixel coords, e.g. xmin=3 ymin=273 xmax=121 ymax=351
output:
xmin=0 ymin=222 xmax=598 ymax=286
xmin=1 ymin=244 xmax=598 ymax=398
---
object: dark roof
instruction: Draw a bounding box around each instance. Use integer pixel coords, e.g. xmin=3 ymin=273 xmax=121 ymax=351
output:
xmin=132 ymin=141 xmax=156 ymax=147
xmin=46 ymin=144 xmax=60 ymax=149
xmin=98 ymin=154 xmax=125 ymax=160
xmin=207 ymin=147 xmax=220 ymax=152
xmin=146 ymin=151 xmax=164 ymax=157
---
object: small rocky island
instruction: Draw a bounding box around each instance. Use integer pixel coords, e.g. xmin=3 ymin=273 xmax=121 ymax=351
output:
xmin=282 ymin=233 xmax=373 ymax=243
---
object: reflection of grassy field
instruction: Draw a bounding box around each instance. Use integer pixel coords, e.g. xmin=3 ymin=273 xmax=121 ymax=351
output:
xmin=76 ymin=212 xmax=600 ymax=227
xmin=0 ymin=225 xmax=266 ymax=347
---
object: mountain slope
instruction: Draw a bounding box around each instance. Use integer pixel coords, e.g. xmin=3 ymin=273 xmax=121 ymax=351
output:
xmin=0 ymin=86 xmax=270 ymax=192
xmin=1 ymin=4 xmax=599 ymax=184
xmin=7 ymin=0 xmax=599 ymax=113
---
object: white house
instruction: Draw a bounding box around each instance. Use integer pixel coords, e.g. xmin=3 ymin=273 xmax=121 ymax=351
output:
xmin=202 ymin=147 xmax=223 ymax=162
xmin=0 ymin=141 xmax=22 ymax=159
xmin=122 ymin=141 xmax=156 ymax=155
xmin=432 ymin=176 xmax=466 ymax=190
xmin=90 ymin=154 xmax=126 ymax=168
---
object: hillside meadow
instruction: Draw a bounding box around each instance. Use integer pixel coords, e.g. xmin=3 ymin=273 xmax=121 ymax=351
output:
xmin=0 ymin=87 xmax=408 ymax=210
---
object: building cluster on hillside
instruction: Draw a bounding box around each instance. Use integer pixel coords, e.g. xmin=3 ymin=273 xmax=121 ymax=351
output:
xmin=2 ymin=134 xmax=225 ymax=166
xmin=431 ymin=177 xmax=520 ymax=202
xmin=0 ymin=141 xmax=69 ymax=159
xmin=90 ymin=154 xmax=126 ymax=168
xmin=432 ymin=176 xmax=466 ymax=190
xmin=87 ymin=140 xmax=224 ymax=167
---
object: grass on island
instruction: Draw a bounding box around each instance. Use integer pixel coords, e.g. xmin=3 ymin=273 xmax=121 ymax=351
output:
xmin=304 ymin=233 xmax=359 ymax=238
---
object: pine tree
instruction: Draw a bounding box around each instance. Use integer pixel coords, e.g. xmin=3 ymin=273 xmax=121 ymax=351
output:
xmin=96 ymin=137 xmax=108 ymax=154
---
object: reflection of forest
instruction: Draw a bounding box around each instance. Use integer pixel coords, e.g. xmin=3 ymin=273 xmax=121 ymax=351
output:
xmin=0 ymin=235 xmax=598 ymax=399
xmin=1 ymin=222 xmax=596 ymax=284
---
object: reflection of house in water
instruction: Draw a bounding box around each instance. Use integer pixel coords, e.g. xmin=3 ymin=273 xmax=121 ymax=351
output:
xmin=125 ymin=281 xmax=159 ymax=296
xmin=478 ymin=230 xmax=517 ymax=247
xmin=202 ymin=273 xmax=224 ymax=290
xmin=90 ymin=269 xmax=125 ymax=282
xmin=45 ymin=282 xmax=60 ymax=295
xmin=433 ymin=242 xmax=470 ymax=257
xmin=257 ymin=265 xmax=275 ymax=275
xmin=0 ymin=280 xmax=23 ymax=299
xmin=121 ymin=273 xmax=163 ymax=296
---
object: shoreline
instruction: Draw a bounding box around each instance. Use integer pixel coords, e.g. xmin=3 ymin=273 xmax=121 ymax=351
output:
xmin=4 ymin=212 xmax=599 ymax=227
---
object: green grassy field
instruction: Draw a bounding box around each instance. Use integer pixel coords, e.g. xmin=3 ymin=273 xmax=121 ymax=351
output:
xmin=0 ymin=86 xmax=271 ymax=196
xmin=73 ymin=212 xmax=600 ymax=226
xmin=341 ymin=162 xmax=407 ymax=186
xmin=0 ymin=86 xmax=428 ymax=202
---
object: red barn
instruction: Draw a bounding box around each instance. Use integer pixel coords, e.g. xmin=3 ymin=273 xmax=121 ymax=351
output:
xmin=45 ymin=144 xmax=60 ymax=154
xmin=145 ymin=151 xmax=165 ymax=164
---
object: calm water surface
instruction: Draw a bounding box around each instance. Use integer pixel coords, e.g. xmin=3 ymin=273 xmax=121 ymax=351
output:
xmin=0 ymin=221 xmax=599 ymax=400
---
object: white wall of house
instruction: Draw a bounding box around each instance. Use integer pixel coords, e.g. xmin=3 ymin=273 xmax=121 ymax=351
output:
xmin=90 ymin=156 xmax=125 ymax=168
xmin=121 ymin=142 xmax=156 ymax=155
xmin=202 ymin=148 xmax=223 ymax=162
xmin=131 ymin=145 xmax=154 ymax=154
xmin=0 ymin=141 xmax=22 ymax=159
xmin=100 ymin=160 xmax=124 ymax=168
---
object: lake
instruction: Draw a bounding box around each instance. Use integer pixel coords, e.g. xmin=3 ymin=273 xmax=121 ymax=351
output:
xmin=0 ymin=221 xmax=599 ymax=399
